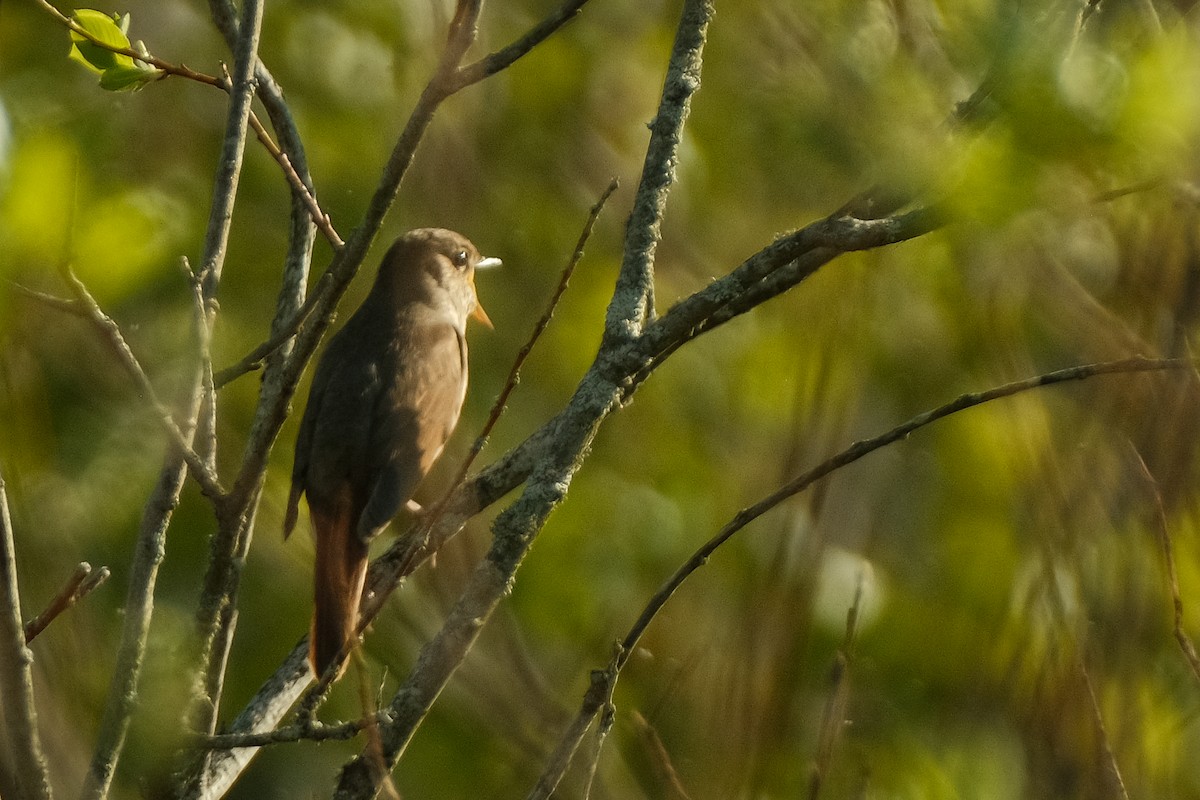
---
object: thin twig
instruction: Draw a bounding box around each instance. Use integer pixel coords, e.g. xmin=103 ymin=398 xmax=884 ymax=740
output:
xmin=623 ymin=358 xmax=1186 ymax=659
xmin=57 ymin=266 xmax=225 ymax=500
xmin=23 ymin=561 xmax=110 ymax=643
xmin=467 ymin=177 xmax=619 ymax=474
xmin=532 ymin=356 xmax=1194 ymax=792
xmin=582 ymin=702 xmax=615 ymax=800
xmin=630 ymin=709 xmax=692 ymax=799
xmin=183 ymin=258 xmax=219 ymax=470
xmin=197 ymin=714 xmax=382 ymax=749
xmin=211 ymin=284 xmax=322 ymax=388
xmin=8 ymin=282 xmax=85 ymax=315
xmin=450 ymin=0 xmax=594 ymax=89
xmin=1128 ymin=446 xmax=1200 ymax=682
xmin=333 ymin=6 xmax=714 ymax=795
xmin=0 ymin=468 xmax=56 ymax=800
xmin=640 ymin=205 xmax=941 ymax=363
xmin=529 ymin=665 xmax=616 ymax=800
xmin=1075 ymin=653 xmax=1132 ymax=800
xmin=808 ymin=575 xmax=864 ymax=800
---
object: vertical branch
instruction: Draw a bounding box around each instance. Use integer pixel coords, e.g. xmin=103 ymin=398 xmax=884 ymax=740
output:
xmin=82 ymin=417 xmax=205 ymax=800
xmin=185 ymin=0 xmax=267 ymax=740
xmin=205 ymin=0 xmax=318 ymax=352
xmin=0 ymin=468 xmax=54 ymax=800
xmin=602 ymin=0 xmax=712 ymax=343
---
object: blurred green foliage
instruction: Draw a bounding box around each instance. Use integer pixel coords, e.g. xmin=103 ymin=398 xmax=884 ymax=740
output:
xmin=3 ymin=0 xmax=1200 ymax=798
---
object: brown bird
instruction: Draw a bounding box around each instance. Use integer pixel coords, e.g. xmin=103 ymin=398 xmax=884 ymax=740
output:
xmin=283 ymin=228 xmax=499 ymax=678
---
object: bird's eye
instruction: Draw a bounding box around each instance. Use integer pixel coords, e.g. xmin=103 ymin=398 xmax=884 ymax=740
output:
xmin=452 ymin=250 xmax=469 ymax=269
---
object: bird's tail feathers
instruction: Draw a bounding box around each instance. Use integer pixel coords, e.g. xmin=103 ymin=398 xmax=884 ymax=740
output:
xmin=309 ymin=493 xmax=369 ymax=679
xmin=283 ymin=483 xmax=303 ymax=540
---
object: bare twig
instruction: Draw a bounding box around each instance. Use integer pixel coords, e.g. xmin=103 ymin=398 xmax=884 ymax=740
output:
xmin=582 ymin=702 xmax=614 ymax=800
xmin=532 ymin=357 xmax=1194 ymax=792
xmin=23 ymin=561 xmax=110 ymax=643
xmin=184 ymin=259 xmax=219 ymax=471
xmin=529 ymin=666 xmax=615 ymax=800
xmin=57 ymin=266 xmax=225 ymax=501
xmin=197 ymin=716 xmax=377 ymax=749
xmin=0 ymin=468 xmax=55 ymax=800
xmin=630 ymin=709 xmax=693 ymax=799
xmin=83 ymin=388 xmax=211 ymax=800
xmin=183 ymin=0 xmax=266 ymax=744
xmin=641 ymin=205 xmax=942 ymax=363
xmin=450 ymin=0 xmax=593 ymax=89
xmin=1128 ymin=447 xmax=1200 ymax=682
xmin=625 ymin=358 xmax=1187 ymax=661
xmin=465 ymin=177 xmax=619 ymax=475
xmin=808 ymin=575 xmax=864 ymax=800
xmin=8 ymin=282 xmax=84 ymax=315
xmin=211 ymin=295 xmax=320 ymax=387
xmin=204 ymin=0 xmax=319 ymax=371
xmin=1076 ymin=653 xmax=1131 ymax=800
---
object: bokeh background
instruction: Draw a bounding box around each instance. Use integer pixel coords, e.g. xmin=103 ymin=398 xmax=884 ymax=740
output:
xmin=4 ymin=0 xmax=1200 ymax=797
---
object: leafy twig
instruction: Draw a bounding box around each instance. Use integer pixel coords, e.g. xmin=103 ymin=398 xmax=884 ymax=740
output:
xmin=34 ymin=0 xmax=343 ymax=249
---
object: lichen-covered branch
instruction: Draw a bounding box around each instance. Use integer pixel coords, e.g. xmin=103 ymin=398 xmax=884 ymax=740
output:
xmin=0 ymin=468 xmax=54 ymax=800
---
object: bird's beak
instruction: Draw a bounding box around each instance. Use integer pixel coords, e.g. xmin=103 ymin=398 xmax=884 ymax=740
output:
xmin=471 ymin=256 xmax=500 ymax=329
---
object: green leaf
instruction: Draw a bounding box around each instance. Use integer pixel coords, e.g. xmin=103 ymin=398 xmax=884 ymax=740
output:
xmin=68 ymin=9 xmax=134 ymax=74
xmin=98 ymin=63 xmax=162 ymax=92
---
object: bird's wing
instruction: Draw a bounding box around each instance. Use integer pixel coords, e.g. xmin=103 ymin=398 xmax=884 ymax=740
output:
xmin=292 ymin=321 xmax=388 ymax=530
xmin=284 ymin=342 xmax=336 ymax=539
xmin=357 ymin=322 xmax=468 ymax=541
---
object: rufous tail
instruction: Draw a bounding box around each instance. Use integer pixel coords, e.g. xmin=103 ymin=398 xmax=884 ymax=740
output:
xmin=309 ymin=499 xmax=369 ymax=679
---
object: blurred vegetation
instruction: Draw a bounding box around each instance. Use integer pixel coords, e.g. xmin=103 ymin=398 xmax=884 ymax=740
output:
xmin=3 ymin=0 xmax=1200 ymax=798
